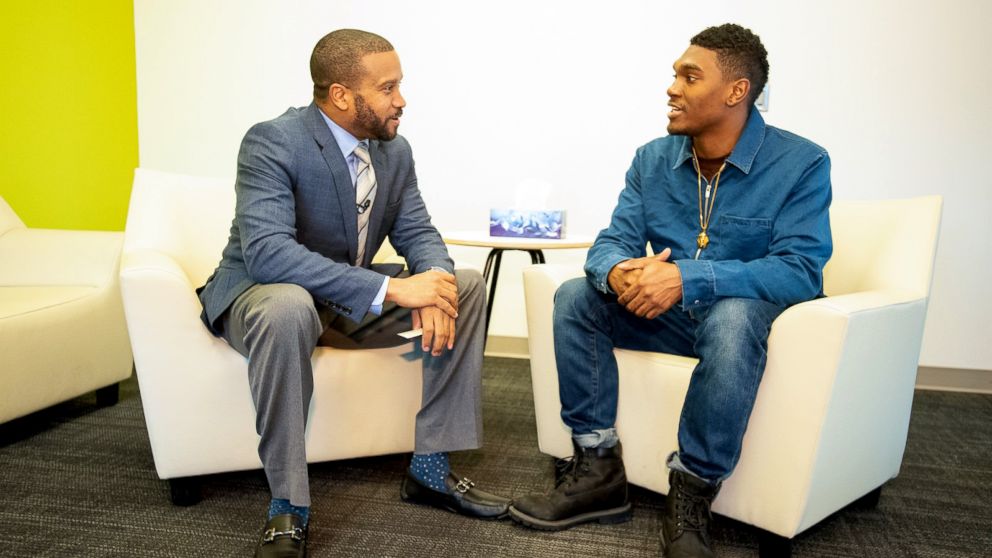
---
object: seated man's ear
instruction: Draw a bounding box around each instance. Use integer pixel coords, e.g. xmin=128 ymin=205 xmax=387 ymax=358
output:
xmin=726 ymin=78 xmax=751 ymax=108
xmin=328 ymin=83 xmax=352 ymax=112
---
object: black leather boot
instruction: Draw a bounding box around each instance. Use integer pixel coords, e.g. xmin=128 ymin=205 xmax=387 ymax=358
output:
xmin=509 ymin=440 xmax=632 ymax=530
xmin=661 ymin=470 xmax=720 ymax=558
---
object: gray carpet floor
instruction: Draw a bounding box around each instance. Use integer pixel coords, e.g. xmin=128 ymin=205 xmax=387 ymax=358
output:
xmin=0 ymin=357 xmax=989 ymax=557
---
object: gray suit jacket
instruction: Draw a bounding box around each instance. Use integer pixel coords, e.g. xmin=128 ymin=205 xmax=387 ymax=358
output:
xmin=198 ymin=102 xmax=453 ymax=334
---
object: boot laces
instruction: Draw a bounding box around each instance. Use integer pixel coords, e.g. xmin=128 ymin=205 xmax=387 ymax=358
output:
xmin=553 ymin=456 xmax=574 ymax=486
xmin=675 ymin=489 xmax=712 ymax=538
xmin=553 ymin=453 xmax=591 ymax=488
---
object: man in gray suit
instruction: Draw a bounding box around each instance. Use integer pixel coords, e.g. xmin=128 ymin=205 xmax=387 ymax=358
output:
xmin=197 ymin=29 xmax=509 ymax=558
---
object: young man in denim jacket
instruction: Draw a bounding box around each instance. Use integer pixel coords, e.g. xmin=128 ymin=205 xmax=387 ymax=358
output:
xmin=509 ymin=24 xmax=832 ymax=558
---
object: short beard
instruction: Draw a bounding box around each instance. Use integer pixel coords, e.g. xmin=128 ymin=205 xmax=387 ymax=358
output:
xmin=666 ymin=119 xmax=691 ymax=137
xmin=354 ymin=93 xmax=399 ymax=141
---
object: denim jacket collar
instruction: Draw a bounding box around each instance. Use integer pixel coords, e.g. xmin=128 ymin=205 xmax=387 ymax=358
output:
xmin=671 ymin=106 xmax=767 ymax=175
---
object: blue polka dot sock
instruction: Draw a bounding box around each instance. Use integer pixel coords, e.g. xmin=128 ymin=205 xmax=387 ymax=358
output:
xmin=409 ymin=452 xmax=451 ymax=493
xmin=268 ymin=498 xmax=310 ymax=527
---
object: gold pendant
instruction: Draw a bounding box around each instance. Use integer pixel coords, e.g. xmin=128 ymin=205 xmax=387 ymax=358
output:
xmin=696 ymin=231 xmax=709 ymax=249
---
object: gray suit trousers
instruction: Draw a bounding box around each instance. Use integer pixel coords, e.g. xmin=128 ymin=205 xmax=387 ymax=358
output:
xmin=220 ymin=269 xmax=486 ymax=507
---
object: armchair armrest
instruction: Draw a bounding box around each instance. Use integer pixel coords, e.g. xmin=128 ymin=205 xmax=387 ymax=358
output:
xmin=523 ymin=264 xmax=585 ymax=454
xmin=789 ymin=289 xmax=922 ymax=315
xmin=120 ymin=248 xmax=255 ymax=476
xmin=119 ymin=249 xmax=208 ymax=389
xmin=523 ymin=263 xmax=586 ymax=292
xmin=120 ymin=250 xmax=193 ymax=287
xmin=119 ymin=250 xmax=209 ymax=382
xmin=741 ymin=288 xmax=929 ymax=533
xmin=523 ymin=264 xmax=584 ymax=373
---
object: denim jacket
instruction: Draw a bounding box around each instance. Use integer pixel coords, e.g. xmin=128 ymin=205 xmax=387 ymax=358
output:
xmin=585 ymin=108 xmax=833 ymax=311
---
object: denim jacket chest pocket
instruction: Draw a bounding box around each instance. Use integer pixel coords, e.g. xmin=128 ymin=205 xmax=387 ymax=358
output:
xmin=710 ymin=214 xmax=772 ymax=262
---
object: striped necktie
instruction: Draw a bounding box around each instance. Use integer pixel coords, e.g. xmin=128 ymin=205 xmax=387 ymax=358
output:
xmin=353 ymin=143 xmax=377 ymax=267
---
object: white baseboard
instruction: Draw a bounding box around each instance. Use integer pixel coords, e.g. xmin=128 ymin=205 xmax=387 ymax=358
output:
xmin=483 ymin=335 xmax=529 ymax=359
xmin=488 ymin=335 xmax=992 ymax=394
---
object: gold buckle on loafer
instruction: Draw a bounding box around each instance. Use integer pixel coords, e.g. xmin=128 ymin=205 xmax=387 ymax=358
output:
xmin=262 ymin=527 xmax=304 ymax=543
xmin=454 ymin=478 xmax=475 ymax=494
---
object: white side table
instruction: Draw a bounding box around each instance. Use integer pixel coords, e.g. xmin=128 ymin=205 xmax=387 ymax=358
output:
xmin=442 ymin=231 xmax=595 ymax=333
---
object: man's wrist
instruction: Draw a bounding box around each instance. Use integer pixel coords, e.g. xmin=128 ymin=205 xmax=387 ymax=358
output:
xmin=606 ymin=268 xmax=621 ymax=294
xmin=606 ymin=261 xmax=630 ymax=294
xmin=384 ymin=275 xmax=402 ymax=303
xmin=369 ymin=276 xmax=389 ymax=315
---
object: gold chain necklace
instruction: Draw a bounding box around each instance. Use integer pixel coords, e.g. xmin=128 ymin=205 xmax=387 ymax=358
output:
xmin=692 ymin=146 xmax=727 ymax=260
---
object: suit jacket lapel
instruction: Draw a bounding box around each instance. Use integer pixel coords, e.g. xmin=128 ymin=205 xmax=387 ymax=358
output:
xmin=305 ymin=103 xmax=359 ymax=265
xmin=365 ymin=139 xmax=390 ymax=264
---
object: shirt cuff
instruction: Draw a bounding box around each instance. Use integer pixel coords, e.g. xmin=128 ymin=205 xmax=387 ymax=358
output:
xmin=674 ymin=259 xmax=715 ymax=310
xmin=369 ymin=276 xmax=389 ymax=315
xmin=589 ymin=255 xmax=631 ymax=294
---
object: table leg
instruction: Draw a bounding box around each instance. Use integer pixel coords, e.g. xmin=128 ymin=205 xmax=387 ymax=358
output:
xmin=484 ymin=249 xmax=503 ymax=334
xmin=483 ymin=249 xmax=499 ymax=281
xmin=480 ymin=248 xmax=546 ymax=349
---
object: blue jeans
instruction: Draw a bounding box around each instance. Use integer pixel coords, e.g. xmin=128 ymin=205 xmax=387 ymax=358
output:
xmin=553 ymin=277 xmax=784 ymax=483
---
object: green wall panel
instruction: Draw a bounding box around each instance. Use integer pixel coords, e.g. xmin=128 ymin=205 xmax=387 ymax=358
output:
xmin=0 ymin=1 xmax=138 ymax=231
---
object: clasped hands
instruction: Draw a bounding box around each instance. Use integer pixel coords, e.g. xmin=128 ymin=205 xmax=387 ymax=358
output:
xmin=381 ymin=249 xmax=683 ymax=354
xmin=385 ymin=269 xmax=459 ymax=356
xmin=607 ymin=247 xmax=683 ymax=320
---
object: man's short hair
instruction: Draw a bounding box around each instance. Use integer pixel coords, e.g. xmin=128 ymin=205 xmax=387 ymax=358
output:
xmin=690 ymin=24 xmax=769 ymax=106
xmin=310 ymin=29 xmax=394 ymax=100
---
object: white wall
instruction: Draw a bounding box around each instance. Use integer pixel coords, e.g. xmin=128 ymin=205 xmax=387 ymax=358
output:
xmin=135 ymin=0 xmax=992 ymax=370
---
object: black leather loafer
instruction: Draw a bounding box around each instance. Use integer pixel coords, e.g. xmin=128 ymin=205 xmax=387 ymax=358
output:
xmin=255 ymin=513 xmax=307 ymax=558
xmin=400 ymin=470 xmax=511 ymax=519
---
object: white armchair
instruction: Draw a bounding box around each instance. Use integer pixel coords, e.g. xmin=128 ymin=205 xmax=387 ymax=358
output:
xmin=523 ymin=196 xmax=942 ymax=555
xmin=120 ymin=168 xmax=422 ymax=504
xmin=0 ymin=196 xmax=132 ymax=424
